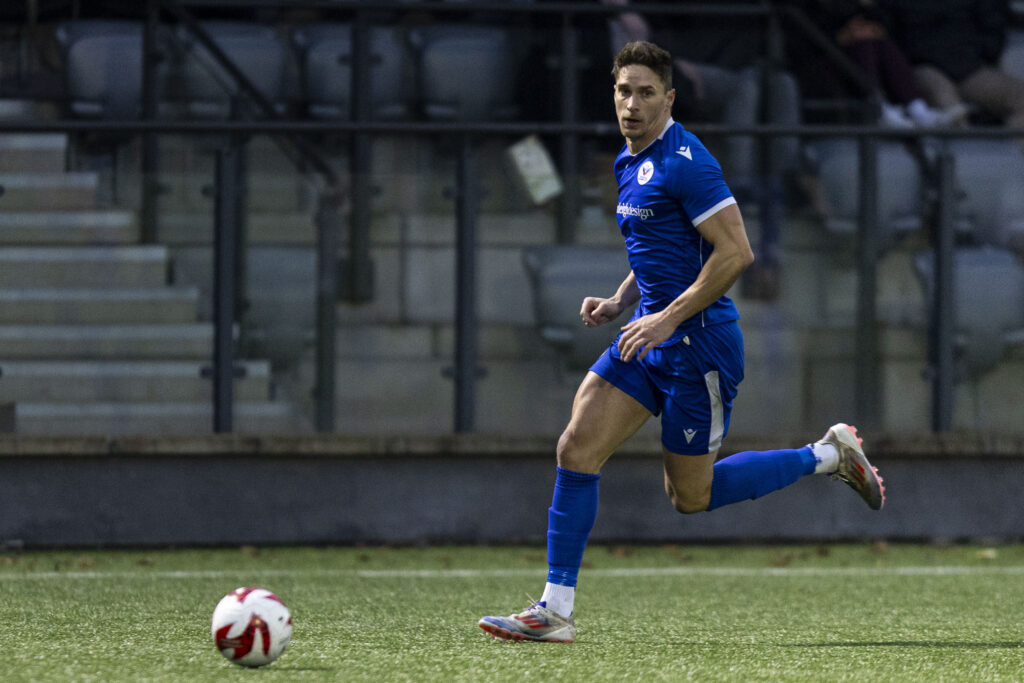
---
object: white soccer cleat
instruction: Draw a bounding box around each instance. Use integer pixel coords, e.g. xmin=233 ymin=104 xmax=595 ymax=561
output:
xmin=818 ymin=423 xmax=885 ymax=510
xmin=478 ymin=602 xmax=576 ymax=642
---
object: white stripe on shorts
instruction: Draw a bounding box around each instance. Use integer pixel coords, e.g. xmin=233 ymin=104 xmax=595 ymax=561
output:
xmin=704 ymin=370 xmax=724 ymax=452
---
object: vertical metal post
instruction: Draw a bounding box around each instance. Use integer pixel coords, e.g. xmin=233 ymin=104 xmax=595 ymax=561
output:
xmin=931 ymin=150 xmax=956 ymax=432
xmin=854 ymin=136 xmax=880 ymax=430
xmin=347 ymin=9 xmax=373 ymax=302
xmin=454 ymin=135 xmax=479 ymax=433
xmin=233 ymin=132 xmax=249 ymax=347
xmin=140 ymin=0 xmax=160 ymax=244
xmin=212 ymin=144 xmax=240 ymax=433
xmin=557 ymin=11 xmax=580 ymax=244
xmin=314 ymin=190 xmax=340 ymax=432
xmin=23 ymin=0 xmax=39 ymax=75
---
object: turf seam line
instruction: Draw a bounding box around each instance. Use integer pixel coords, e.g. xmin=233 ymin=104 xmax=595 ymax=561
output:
xmin=2 ymin=565 xmax=1024 ymax=580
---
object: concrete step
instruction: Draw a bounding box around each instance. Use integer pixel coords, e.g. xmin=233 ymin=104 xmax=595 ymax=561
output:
xmin=310 ymin=356 xmax=575 ymax=436
xmin=315 ymin=358 xmax=452 ymax=434
xmin=0 ymin=287 xmax=199 ymax=324
xmin=0 ymin=324 xmax=213 ymax=359
xmin=14 ymin=401 xmax=299 ymax=435
xmin=0 ymin=246 xmax=168 ymax=287
xmin=0 ymin=172 xmax=99 ymax=210
xmin=403 ymin=211 xmax=557 ymax=247
xmin=0 ymin=211 xmax=139 ymax=245
xmin=0 ymin=134 xmax=68 ymax=173
xmin=159 ymin=172 xmax=311 ymax=213
xmin=158 ymin=211 xmax=316 ymax=245
xmin=0 ymin=360 xmax=271 ymax=402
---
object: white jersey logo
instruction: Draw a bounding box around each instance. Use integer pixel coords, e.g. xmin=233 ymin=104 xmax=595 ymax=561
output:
xmin=637 ymin=160 xmax=654 ymax=185
xmin=675 ymin=146 xmax=692 ymax=160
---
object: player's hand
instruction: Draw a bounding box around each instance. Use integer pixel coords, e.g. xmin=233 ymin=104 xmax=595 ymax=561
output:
xmin=617 ymin=312 xmax=675 ymax=362
xmin=580 ymin=297 xmax=623 ymax=328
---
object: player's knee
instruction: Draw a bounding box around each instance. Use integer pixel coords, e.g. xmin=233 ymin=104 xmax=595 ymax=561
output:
xmin=670 ymin=493 xmax=709 ymax=515
xmin=556 ymin=427 xmax=601 ymax=473
xmin=665 ymin=483 xmax=710 ymax=514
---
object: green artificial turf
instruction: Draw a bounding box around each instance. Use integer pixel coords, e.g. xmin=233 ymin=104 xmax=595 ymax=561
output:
xmin=1 ymin=544 xmax=1022 ymax=681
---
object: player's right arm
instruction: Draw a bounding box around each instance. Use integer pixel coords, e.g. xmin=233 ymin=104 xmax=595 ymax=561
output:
xmin=580 ymin=270 xmax=640 ymax=327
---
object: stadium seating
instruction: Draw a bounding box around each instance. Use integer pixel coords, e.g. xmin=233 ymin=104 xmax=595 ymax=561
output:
xmin=55 ymin=20 xmax=145 ymax=119
xmin=292 ymin=23 xmax=413 ymax=120
xmin=522 ymin=245 xmax=633 ymax=370
xmin=411 ymin=25 xmax=520 ymax=120
xmin=23 ymin=7 xmax=1024 ymax=439
xmin=1002 ymin=29 xmax=1024 ymax=79
xmin=945 ymin=140 xmax=1024 ymax=250
xmin=805 ymin=139 xmax=925 ymax=248
xmin=914 ymin=245 xmax=1024 ymax=378
xmin=175 ymin=21 xmax=287 ymax=118
xmin=0 ymin=131 xmax=296 ymax=434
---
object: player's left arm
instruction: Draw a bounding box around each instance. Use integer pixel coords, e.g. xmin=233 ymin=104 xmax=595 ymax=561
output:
xmin=617 ymin=203 xmax=753 ymax=362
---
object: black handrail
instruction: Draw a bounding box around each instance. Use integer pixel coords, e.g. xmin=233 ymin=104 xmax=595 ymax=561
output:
xmin=3 ymin=119 xmax=1022 ymax=138
xmin=159 ymin=0 xmax=774 ymax=17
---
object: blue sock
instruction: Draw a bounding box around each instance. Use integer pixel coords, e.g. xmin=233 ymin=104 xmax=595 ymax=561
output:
xmin=706 ymin=446 xmax=817 ymax=511
xmin=546 ymin=467 xmax=601 ymax=588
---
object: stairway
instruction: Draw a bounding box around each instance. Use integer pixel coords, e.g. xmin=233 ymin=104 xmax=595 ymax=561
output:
xmin=0 ymin=133 xmax=297 ymax=435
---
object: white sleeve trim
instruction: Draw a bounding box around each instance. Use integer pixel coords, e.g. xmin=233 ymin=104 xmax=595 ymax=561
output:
xmin=692 ymin=196 xmax=737 ymax=227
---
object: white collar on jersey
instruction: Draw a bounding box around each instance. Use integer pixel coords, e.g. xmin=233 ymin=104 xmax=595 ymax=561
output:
xmin=629 ymin=117 xmax=676 ymax=157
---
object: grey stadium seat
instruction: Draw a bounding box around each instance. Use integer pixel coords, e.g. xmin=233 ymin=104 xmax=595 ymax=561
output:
xmin=522 ymin=245 xmax=635 ymax=370
xmin=944 ymin=140 xmax=1024 ymax=250
xmin=915 ymin=245 xmax=1024 ymax=377
xmin=292 ymin=23 xmax=412 ymax=120
xmin=176 ymin=21 xmax=287 ymax=118
xmin=806 ymin=139 xmax=925 ymax=248
xmin=412 ymin=26 xmax=519 ymax=120
xmin=1002 ymin=30 xmax=1024 ymax=80
xmin=56 ymin=20 xmax=144 ymax=119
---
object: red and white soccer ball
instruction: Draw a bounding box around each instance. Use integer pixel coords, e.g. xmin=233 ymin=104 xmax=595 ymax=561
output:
xmin=211 ymin=587 xmax=293 ymax=667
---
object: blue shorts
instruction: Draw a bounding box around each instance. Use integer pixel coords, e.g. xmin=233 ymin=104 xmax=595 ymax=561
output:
xmin=589 ymin=320 xmax=744 ymax=455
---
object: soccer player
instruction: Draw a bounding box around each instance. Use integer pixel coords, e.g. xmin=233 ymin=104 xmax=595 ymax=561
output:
xmin=478 ymin=41 xmax=885 ymax=643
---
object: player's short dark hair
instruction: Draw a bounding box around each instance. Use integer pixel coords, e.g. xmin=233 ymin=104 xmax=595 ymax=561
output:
xmin=611 ymin=41 xmax=673 ymax=92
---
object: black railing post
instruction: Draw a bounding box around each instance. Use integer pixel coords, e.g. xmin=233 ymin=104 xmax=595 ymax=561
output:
xmin=932 ymin=150 xmax=956 ymax=432
xmin=233 ymin=125 xmax=250 ymax=349
xmin=557 ymin=10 xmax=580 ymax=244
xmin=212 ymin=140 xmax=242 ymax=433
xmin=454 ymin=134 xmax=479 ymax=433
xmin=854 ymin=136 xmax=881 ymax=430
xmin=346 ymin=8 xmax=374 ymax=303
xmin=141 ymin=0 xmax=160 ymax=243
xmin=314 ymin=189 xmax=341 ymax=432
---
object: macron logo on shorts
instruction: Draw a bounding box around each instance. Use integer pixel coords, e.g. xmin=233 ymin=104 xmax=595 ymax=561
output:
xmin=683 ymin=428 xmax=697 ymax=444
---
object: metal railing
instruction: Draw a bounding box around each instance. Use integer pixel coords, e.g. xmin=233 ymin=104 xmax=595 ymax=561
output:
xmin=2 ymin=1 xmax=1022 ymax=435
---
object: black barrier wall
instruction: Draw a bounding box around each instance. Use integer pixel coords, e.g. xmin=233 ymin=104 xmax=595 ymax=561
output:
xmin=2 ymin=435 xmax=1023 ymax=547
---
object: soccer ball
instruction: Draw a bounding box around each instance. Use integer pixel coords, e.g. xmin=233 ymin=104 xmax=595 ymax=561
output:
xmin=211 ymin=587 xmax=292 ymax=667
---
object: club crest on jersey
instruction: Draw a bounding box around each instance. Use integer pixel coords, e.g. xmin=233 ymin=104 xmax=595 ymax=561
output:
xmin=637 ymin=160 xmax=654 ymax=185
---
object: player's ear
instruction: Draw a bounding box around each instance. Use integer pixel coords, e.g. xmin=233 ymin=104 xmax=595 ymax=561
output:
xmin=665 ymin=87 xmax=676 ymax=111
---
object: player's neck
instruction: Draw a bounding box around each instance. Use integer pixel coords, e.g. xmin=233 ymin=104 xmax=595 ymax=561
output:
xmin=625 ymin=115 xmax=673 ymax=155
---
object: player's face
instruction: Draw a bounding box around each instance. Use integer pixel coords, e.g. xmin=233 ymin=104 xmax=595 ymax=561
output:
xmin=614 ymin=64 xmax=675 ymax=153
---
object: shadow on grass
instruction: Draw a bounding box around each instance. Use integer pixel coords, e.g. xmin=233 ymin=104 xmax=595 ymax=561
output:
xmin=789 ymin=642 xmax=1023 ymax=649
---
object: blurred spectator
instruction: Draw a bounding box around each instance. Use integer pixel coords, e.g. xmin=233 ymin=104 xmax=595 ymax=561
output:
xmin=601 ymin=0 xmax=802 ymax=299
xmin=884 ymin=0 xmax=1024 ymax=148
xmin=813 ymin=0 xmax=967 ymax=127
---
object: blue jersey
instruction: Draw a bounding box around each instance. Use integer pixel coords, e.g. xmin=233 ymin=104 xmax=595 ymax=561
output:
xmin=614 ymin=118 xmax=740 ymax=346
